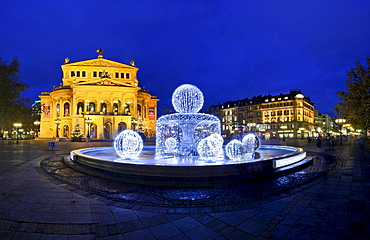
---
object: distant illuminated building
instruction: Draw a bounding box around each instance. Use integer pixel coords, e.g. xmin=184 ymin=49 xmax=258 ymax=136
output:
xmin=315 ymin=111 xmax=335 ymax=136
xmin=207 ymin=90 xmax=315 ymax=139
xmin=38 ymin=49 xmax=159 ymax=139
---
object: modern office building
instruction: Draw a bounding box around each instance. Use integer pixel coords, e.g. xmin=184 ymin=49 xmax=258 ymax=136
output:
xmin=38 ymin=49 xmax=159 ymax=140
xmin=207 ymin=90 xmax=315 ymax=139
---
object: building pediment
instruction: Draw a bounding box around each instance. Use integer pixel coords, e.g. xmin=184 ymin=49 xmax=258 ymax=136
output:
xmin=65 ymin=59 xmax=137 ymax=69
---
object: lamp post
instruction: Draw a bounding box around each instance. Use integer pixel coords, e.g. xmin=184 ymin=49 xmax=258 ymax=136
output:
xmin=335 ymin=118 xmax=346 ymax=145
xmin=55 ymin=118 xmax=61 ymax=139
xmin=85 ymin=117 xmax=93 ymax=141
xmin=13 ymin=123 xmax=22 ymax=143
xmin=34 ymin=120 xmax=40 ymax=138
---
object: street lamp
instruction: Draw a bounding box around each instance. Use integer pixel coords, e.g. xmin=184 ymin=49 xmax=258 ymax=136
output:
xmin=34 ymin=120 xmax=40 ymax=138
xmin=335 ymin=118 xmax=346 ymax=145
xmin=55 ymin=118 xmax=61 ymax=138
xmin=85 ymin=117 xmax=93 ymax=140
xmin=13 ymin=123 xmax=22 ymax=143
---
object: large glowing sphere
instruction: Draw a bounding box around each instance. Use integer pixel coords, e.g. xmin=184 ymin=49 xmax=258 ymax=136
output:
xmin=242 ymin=133 xmax=260 ymax=153
xmin=114 ymin=130 xmax=143 ymax=159
xmin=197 ymin=133 xmax=224 ymax=162
xmin=172 ymin=84 xmax=204 ymax=113
xmin=225 ymin=139 xmax=245 ymax=161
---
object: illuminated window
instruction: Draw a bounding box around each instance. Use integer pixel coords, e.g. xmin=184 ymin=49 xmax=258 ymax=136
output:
xmin=284 ymin=97 xmax=288 ymax=100
xmin=265 ymin=99 xmax=269 ymax=102
xmin=272 ymin=98 xmax=275 ymax=101
xmin=278 ymin=98 xmax=281 ymax=100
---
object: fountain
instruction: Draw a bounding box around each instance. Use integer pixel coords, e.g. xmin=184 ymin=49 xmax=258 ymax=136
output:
xmin=67 ymin=84 xmax=311 ymax=186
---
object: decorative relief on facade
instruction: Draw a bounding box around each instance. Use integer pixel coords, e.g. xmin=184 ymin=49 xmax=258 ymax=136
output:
xmin=74 ymin=60 xmax=131 ymax=68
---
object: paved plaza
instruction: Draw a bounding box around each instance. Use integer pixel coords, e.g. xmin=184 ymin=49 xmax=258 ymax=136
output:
xmin=0 ymin=138 xmax=369 ymax=239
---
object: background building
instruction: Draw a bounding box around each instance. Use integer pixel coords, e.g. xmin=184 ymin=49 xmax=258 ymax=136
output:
xmin=38 ymin=49 xmax=159 ymax=140
xmin=314 ymin=110 xmax=335 ymax=137
xmin=207 ymin=90 xmax=315 ymax=139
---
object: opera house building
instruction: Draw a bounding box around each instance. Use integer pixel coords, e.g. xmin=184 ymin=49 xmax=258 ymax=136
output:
xmin=38 ymin=49 xmax=159 ymax=140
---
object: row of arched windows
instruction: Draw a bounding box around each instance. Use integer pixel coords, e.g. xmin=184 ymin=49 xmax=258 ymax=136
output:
xmin=55 ymin=100 xmax=147 ymax=117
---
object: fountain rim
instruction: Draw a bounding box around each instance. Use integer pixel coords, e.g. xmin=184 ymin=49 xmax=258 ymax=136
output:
xmin=66 ymin=145 xmax=311 ymax=186
xmin=70 ymin=145 xmax=304 ymax=166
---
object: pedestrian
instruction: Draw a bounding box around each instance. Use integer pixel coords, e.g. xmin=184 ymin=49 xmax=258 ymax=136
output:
xmin=329 ymin=138 xmax=334 ymax=150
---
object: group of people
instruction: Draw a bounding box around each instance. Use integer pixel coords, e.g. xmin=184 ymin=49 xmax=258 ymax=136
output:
xmin=314 ymin=136 xmax=338 ymax=149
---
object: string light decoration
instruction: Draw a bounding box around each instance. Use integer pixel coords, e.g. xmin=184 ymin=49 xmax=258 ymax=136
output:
xmin=172 ymin=84 xmax=204 ymax=113
xmin=114 ymin=130 xmax=143 ymax=159
xmin=242 ymin=133 xmax=260 ymax=153
xmin=197 ymin=133 xmax=224 ymax=162
xmin=242 ymin=133 xmax=260 ymax=160
xmin=156 ymin=84 xmax=221 ymax=158
xmin=164 ymin=137 xmax=178 ymax=156
xmin=225 ymin=139 xmax=245 ymax=161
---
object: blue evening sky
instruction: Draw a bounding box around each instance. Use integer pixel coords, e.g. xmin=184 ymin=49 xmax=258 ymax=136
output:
xmin=1 ymin=0 xmax=370 ymax=116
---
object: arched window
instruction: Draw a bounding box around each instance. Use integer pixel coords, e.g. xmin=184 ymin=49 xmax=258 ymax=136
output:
xmin=56 ymin=103 xmax=60 ymax=117
xmin=63 ymin=125 xmax=69 ymax=137
xmin=77 ymin=102 xmax=84 ymax=115
xmin=137 ymin=104 xmax=142 ymax=117
xmin=64 ymin=103 xmax=70 ymax=117
xmin=113 ymin=102 xmax=119 ymax=114
xmin=101 ymin=102 xmax=107 ymax=114
xmin=88 ymin=102 xmax=96 ymax=114
xmin=104 ymin=123 xmax=111 ymax=139
xmin=118 ymin=122 xmax=127 ymax=132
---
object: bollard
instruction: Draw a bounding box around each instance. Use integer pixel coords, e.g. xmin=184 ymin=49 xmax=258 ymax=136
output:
xmin=48 ymin=141 xmax=56 ymax=151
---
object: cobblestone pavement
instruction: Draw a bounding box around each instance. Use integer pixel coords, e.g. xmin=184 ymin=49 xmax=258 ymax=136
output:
xmin=0 ymin=138 xmax=368 ymax=239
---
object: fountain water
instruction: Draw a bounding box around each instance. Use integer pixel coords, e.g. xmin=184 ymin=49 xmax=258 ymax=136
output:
xmin=67 ymin=84 xmax=311 ymax=186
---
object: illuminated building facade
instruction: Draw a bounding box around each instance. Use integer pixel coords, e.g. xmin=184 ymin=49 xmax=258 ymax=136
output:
xmin=207 ymin=90 xmax=315 ymax=139
xmin=38 ymin=49 xmax=159 ymax=140
xmin=315 ymin=110 xmax=335 ymax=136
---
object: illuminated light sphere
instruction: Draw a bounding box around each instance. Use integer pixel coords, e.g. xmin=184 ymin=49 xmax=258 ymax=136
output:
xmin=197 ymin=133 xmax=224 ymax=162
xmin=225 ymin=139 xmax=245 ymax=161
xmin=207 ymin=133 xmax=224 ymax=149
xmin=165 ymin=137 xmax=177 ymax=150
xmin=242 ymin=133 xmax=260 ymax=153
xmin=114 ymin=130 xmax=143 ymax=159
xmin=172 ymin=84 xmax=204 ymax=113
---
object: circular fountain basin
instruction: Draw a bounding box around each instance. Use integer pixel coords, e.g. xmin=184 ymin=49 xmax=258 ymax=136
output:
xmin=66 ymin=145 xmax=311 ymax=186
